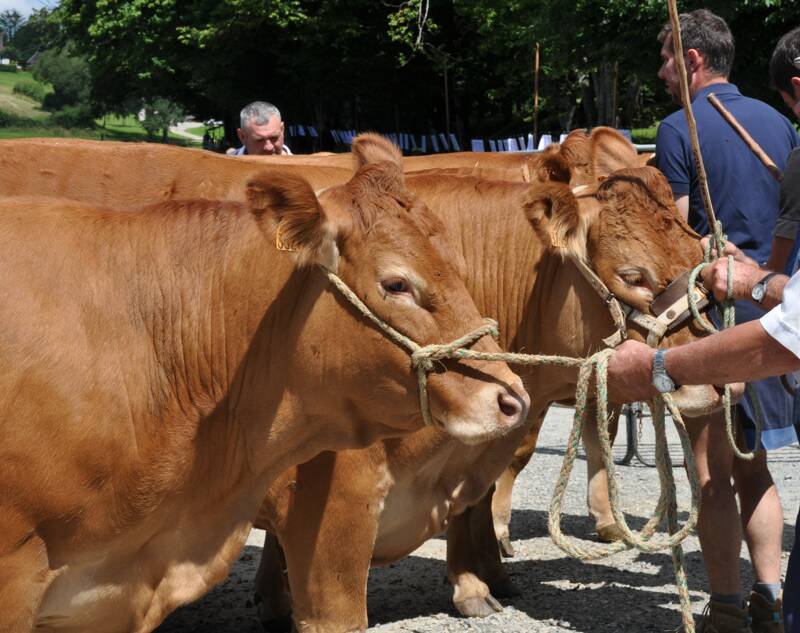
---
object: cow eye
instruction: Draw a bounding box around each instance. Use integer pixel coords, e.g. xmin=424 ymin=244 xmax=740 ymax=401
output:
xmin=622 ymin=273 xmax=645 ymax=286
xmin=382 ymin=278 xmax=410 ymax=294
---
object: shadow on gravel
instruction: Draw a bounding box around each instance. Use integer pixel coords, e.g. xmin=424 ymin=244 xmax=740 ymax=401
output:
xmin=366 ymin=549 xmax=701 ymax=631
xmin=155 ymin=545 xmax=263 ymax=633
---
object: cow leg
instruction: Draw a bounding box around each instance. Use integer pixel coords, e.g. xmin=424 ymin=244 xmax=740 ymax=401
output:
xmin=491 ymin=408 xmax=546 ymax=557
xmin=0 ymin=518 xmax=49 ymax=633
xmin=276 ymin=453 xmax=382 ymax=633
xmin=254 ymin=532 xmax=293 ymax=632
xmin=582 ymin=405 xmax=622 ymax=543
xmin=447 ymin=491 xmax=517 ymax=618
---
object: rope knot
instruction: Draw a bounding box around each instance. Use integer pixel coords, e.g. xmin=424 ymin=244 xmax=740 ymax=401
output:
xmin=411 ymin=318 xmax=499 ymax=371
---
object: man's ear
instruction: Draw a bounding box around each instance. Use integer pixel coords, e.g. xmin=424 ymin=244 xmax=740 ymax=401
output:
xmin=522 ymin=183 xmax=590 ymax=260
xmin=686 ymin=48 xmax=702 ymax=72
xmin=245 ymin=171 xmax=339 ymax=270
xmin=237 ymin=128 xmax=246 ymax=145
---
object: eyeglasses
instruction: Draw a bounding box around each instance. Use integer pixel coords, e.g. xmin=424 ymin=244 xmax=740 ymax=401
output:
xmin=794 ymin=56 xmax=800 ymax=70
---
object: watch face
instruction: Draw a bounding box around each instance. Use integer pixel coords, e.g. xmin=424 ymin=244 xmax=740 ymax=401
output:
xmin=653 ymin=373 xmax=675 ymax=393
xmin=752 ymin=285 xmax=765 ymax=302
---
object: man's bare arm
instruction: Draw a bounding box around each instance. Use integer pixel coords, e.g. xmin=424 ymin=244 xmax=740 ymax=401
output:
xmin=765 ymin=235 xmax=794 ymax=273
xmin=674 ymin=194 xmax=689 ymax=222
xmin=664 ymin=320 xmax=800 ymax=385
xmin=607 ymin=323 xmax=800 ymax=403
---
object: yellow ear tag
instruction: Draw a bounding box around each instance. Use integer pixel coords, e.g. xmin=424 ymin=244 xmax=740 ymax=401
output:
xmin=275 ymin=224 xmax=298 ymax=252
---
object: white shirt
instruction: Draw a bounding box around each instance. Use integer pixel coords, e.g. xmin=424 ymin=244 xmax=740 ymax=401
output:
xmin=760 ymin=270 xmax=800 ymax=359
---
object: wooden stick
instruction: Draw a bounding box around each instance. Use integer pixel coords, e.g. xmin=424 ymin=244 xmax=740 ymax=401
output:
xmin=533 ymin=42 xmax=540 ymax=146
xmin=667 ymin=0 xmax=718 ymax=232
xmin=707 ymin=93 xmax=783 ymax=182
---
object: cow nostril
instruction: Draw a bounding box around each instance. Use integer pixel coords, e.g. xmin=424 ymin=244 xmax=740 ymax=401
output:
xmin=498 ymin=393 xmax=521 ymax=419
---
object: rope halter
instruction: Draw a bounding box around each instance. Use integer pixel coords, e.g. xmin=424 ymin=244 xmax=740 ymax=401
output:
xmin=324 ymin=270 xmax=499 ymax=428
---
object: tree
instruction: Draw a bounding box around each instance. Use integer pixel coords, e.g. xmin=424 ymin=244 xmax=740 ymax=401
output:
xmin=53 ymin=0 xmax=800 ymax=146
xmin=5 ymin=9 xmax=59 ymax=64
xmin=0 ymin=9 xmax=25 ymax=40
xmin=33 ymin=47 xmax=90 ymax=110
xmin=139 ymin=98 xmax=184 ymax=142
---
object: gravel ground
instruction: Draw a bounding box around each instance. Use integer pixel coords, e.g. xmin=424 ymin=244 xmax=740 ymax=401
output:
xmin=157 ymin=406 xmax=800 ymax=632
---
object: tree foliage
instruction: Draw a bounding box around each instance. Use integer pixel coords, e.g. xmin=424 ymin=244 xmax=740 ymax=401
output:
xmin=52 ymin=0 xmax=800 ymax=144
xmin=140 ymin=97 xmax=183 ymax=142
xmin=0 ymin=9 xmax=25 ymax=40
xmin=4 ymin=9 xmax=59 ymax=64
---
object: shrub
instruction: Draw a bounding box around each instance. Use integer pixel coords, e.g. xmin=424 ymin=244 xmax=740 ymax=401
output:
xmin=0 ymin=109 xmax=38 ymax=127
xmin=50 ymin=103 xmax=95 ymax=129
xmin=13 ymin=80 xmax=46 ymax=103
xmin=0 ymin=63 xmax=18 ymax=73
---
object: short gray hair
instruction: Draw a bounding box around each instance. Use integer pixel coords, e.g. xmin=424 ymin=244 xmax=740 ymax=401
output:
xmin=240 ymin=101 xmax=281 ymax=129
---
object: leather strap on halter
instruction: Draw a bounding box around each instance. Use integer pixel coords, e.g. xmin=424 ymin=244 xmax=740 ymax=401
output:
xmin=570 ymin=257 xmax=709 ymax=349
xmin=570 ymin=257 xmax=629 ymax=347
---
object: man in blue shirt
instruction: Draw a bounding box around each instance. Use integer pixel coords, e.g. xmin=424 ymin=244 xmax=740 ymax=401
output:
xmin=655 ymin=9 xmax=799 ymax=633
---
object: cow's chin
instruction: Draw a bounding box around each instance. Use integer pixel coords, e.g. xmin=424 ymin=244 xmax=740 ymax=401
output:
xmin=668 ymin=382 xmax=745 ymax=418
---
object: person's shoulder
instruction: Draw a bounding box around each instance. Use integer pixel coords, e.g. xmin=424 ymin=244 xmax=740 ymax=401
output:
xmin=655 ymin=113 xmax=687 ymax=150
xmin=737 ymin=93 xmax=794 ymax=126
xmin=659 ymin=109 xmax=687 ymax=131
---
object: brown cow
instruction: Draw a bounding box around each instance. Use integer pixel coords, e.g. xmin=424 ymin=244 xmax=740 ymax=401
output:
xmin=0 ymin=135 xmax=529 ymax=633
xmin=251 ymin=165 xmax=731 ymax=632
xmin=0 ymin=130 xmax=642 ymax=547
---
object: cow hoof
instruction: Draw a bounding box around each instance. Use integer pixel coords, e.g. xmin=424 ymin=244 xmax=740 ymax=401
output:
xmin=454 ymin=594 xmax=504 ymax=618
xmin=489 ymin=577 xmax=520 ymax=599
xmin=596 ymin=524 xmax=624 ymax=543
xmin=498 ymin=536 xmax=515 ymax=558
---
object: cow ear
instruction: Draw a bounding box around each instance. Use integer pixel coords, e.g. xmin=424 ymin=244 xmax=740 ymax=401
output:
xmin=246 ymin=172 xmax=339 ymax=270
xmin=534 ymin=149 xmax=572 ymax=183
xmin=351 ymin=133 xmax=404 ymax=182
xmin=522 ymin=183 xmax=589 ymax=260
xmin=590 ymin=127 xmax=639 ymax=178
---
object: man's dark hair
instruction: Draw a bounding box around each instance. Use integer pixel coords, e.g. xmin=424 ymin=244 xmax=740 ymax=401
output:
xmin=770 ymin=27 xmax=800 ymax=95
xmin=658 ymin=9 xmax=735 ymax=78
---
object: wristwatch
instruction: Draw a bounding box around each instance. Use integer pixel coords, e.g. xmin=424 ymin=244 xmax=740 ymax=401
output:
xmin=751 ymin=272 xmax=780 ymax=305
xmin=652 ymin=349 xmax=676 ymax=393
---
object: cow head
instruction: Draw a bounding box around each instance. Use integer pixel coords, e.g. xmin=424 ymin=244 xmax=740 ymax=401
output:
xmin=246 ymin=134 xmax=529 ymax=445
xmin=522 ymin=165 xmax=736 ymax=416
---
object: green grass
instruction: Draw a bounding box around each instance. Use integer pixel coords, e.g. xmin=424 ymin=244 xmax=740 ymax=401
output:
xmin=631 ymin=126 xmax=657 ymax=144
xmin=0 ymin=111 xmax=195 ymax=144
xmin=0 ymin=69 xmax=51 ymax=120
xmin=184 ymin=125 xmax=206 ymax=138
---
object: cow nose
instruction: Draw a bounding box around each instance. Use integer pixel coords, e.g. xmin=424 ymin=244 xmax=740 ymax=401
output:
xmin=497 ymin=388 xmax=528 ymax=425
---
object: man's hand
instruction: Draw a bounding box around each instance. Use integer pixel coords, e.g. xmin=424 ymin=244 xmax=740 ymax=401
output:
xmin=699 ymin=258 xmax=764 ymax=303
xmin=606 ymin=340 xmax=658 ymax=403
xmin=699 ymin=237 xmax=759 ymax=267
